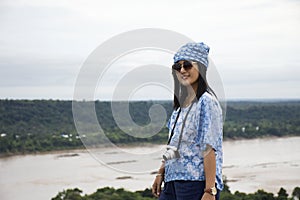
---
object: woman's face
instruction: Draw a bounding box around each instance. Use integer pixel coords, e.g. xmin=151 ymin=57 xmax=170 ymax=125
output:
xmin=175 ymin=60 xmax=199 ymax=87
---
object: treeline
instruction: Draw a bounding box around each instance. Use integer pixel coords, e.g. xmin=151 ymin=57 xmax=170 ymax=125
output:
xmin=223 ymin=101 xmax=300 ymax=138
xmin=51 ymin=182 xmax=300 ymax=200
xmin=0 ymin=99 xmax=299 ymax=154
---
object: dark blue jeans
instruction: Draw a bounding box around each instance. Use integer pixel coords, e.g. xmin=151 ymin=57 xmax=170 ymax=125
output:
xmin=159 ymin=180 xmax=220 ymax=200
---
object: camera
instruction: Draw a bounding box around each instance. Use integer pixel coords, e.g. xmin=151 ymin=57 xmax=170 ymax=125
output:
xmin=162 ymin=145 xmax=180 ymax=161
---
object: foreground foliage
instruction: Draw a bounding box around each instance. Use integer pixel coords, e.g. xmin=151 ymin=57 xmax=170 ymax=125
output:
xmin=52 ymin=187 xmax=154 ymax=200
xmin=51 ymin=184 xmax=300 ymax=200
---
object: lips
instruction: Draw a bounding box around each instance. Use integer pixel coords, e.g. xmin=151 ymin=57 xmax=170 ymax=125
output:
xmin=181 ymin=75 xmax=190 ymax=80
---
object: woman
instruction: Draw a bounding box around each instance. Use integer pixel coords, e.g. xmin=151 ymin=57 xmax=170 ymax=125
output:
xmin=152 ymin=42 xmax=223 ymax=200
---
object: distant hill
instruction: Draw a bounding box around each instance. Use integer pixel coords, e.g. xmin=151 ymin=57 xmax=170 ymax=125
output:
xmin=0 ymin=99 xmax=299 ymax=154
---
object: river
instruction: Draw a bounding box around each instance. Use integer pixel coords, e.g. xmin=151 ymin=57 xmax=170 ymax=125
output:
xmin=0 ymin=137 xmax=299 ymax=200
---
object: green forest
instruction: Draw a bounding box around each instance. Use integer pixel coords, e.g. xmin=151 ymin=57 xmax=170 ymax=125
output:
xmin=0 ymin=99 xmax=299 ymax=155
xmin=51 ymin=180 xmax=300 ymax=200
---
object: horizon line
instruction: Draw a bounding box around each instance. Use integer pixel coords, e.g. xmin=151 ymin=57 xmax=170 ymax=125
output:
xmin=0 ymin=98 xmax=300 ymax=102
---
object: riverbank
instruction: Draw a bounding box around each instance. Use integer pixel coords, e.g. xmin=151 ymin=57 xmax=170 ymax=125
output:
xmin=0 ymin=135 xmax=297 ymax=158
xmin=0 ymin=146 xmax=86 ymax=158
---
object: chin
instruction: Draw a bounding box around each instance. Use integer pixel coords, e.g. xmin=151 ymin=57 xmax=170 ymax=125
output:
xmin=179 ymin=78 xmax=198 ymax=88
xmin=180 ymin=80 xmax=192 ymax=86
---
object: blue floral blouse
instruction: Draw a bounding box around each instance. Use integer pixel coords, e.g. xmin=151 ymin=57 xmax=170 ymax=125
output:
xmin=164 ymin=92 xmax=224 ymax=190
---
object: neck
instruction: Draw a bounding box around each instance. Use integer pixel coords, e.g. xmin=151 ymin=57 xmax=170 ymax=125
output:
xmin=182 ymin=83 xmax=198 ymax=107
xmin=187 ymin=82 xmax=198 ymax=98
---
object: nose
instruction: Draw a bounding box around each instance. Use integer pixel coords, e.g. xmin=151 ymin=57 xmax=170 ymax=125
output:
xmin=179 ymin=66 xmax=186 ymax=73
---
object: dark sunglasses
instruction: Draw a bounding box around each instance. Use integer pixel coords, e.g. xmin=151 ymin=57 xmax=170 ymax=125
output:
xmin=172 ymin=61 xmax=196 ymax=72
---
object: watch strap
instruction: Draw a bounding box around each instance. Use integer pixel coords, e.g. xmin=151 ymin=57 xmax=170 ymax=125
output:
xmin=204 ymin=187 xmax=217 ymax=196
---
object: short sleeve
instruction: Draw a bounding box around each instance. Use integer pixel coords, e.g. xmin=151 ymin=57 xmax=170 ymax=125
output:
xmin=197 ymin=93 xmax=223 ymax=153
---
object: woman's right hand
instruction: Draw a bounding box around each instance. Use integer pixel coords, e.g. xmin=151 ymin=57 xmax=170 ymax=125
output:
xmin=152 ymin=174 xmax=164 ymax=198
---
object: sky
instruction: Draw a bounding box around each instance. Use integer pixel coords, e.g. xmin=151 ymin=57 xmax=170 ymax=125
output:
xmin=0 ymin=0 xmax=299 ymax=100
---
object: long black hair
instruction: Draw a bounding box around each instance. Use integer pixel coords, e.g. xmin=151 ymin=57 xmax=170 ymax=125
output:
xmin=172 ymin=61 xmax=217 ymax=110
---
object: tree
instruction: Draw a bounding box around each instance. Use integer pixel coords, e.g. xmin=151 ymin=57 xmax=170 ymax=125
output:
xmin=251 ymin=189 xmax=275 ymax=200
xmin=277 ymin=187 xmax=288 ymax=200
xmin=292 ymin=187 xmax=300 ymax=200
xmin=51 ymin=188 xmax=83 ymax=200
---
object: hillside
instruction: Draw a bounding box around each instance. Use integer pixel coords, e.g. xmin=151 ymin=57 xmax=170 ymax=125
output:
xmin=0 ymin=99 xmax=299 ymax=154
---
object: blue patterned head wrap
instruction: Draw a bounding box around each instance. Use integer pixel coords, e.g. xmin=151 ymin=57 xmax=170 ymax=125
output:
xmin=173 ymin=42 xmax=210 ymax=68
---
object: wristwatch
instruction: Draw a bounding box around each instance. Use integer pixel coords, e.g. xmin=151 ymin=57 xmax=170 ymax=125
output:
xmin=204 ymin=186 xmax=217 ymax=196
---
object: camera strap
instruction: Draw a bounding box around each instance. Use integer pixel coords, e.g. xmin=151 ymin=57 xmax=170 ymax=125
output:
xmin=176 ymin=102 xmax=195 ymax=150
xmin=167 ymin=108 xmax=181 ymax=145
xmin=167 ymin=99 xmax=196 ymax=146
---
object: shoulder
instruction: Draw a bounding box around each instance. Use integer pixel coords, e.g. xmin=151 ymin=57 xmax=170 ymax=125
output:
xmin=197 ymin=92 xmax=222 ymax=113
xmin=198 ymin=92 xmax=218 ymax=106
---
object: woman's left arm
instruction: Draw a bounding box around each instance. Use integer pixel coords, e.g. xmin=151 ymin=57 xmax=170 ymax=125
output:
xmin=202 ymin=146 xmax=216 ymax=200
